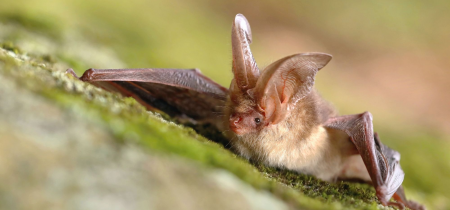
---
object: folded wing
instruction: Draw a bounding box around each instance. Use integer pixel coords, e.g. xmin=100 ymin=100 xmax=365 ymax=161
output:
xmin=67 ymin=68 xmax=228 ymax=129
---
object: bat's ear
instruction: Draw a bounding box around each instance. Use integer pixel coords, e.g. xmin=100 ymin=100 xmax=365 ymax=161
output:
xmin=231 ymin=14 xmax=260 ymax=95
xmin=253 ymin=53 xmax=332 ymax=124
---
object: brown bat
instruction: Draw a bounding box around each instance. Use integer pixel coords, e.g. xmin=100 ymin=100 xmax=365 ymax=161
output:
xmin=67 ymin=14 xmax=425 ymax=210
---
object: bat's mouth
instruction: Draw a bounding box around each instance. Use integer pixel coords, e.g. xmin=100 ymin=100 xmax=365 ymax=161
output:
xmin=229 ymin=123 xmax=243 ymax=135
xmin=229 ymin=123 xmax=254 ymax=135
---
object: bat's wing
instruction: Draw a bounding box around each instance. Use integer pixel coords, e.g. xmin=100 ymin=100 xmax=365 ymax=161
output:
xmin=324 ymin=112 xmax=407 ymax=208
xmin=67 ymin=68 xmax=228 ymax=129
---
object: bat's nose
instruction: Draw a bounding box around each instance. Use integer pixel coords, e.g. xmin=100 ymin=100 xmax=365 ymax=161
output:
xmin=229 ymin=114 xmax=242 ymax=126
xmin=229 ymin=114 xmax=249 ymax=135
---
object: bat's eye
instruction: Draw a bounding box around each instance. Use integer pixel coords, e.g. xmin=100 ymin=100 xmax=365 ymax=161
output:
xmin=254 ymin=118 xmax=261 ymax=124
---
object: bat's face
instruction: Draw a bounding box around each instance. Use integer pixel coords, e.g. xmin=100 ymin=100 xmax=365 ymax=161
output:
xmin=226 ymin=83 xmax=266 ymax=135
xmin=228 ymin=106 xmax=265 ymax=135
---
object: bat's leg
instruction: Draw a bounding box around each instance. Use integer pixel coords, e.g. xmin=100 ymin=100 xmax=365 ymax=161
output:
xmin=324 ymin=112 xmax=406 ymax=208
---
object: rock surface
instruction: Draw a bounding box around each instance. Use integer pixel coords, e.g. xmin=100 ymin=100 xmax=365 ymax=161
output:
xmin=0 ymin=19 xmax=433 ymax=210
xmin=0 ymin=51 xmax=290 ymax=210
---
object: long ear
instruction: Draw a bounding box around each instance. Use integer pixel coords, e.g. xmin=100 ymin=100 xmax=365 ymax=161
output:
xmin=253 ymin=53 xmax=332 ymax=124
xmin=231 ymin=14 xmax=260 ymax=94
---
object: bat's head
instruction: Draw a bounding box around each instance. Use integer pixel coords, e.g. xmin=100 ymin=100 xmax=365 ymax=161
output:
xmin=226 ymin=14 xmax=332 ymax=136
xmin=227 ymin=78 xmax=265 ymax=135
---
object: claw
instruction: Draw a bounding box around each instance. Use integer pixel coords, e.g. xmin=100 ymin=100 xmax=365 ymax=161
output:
xmin=66 ymin=68 xmax=80 ymax=80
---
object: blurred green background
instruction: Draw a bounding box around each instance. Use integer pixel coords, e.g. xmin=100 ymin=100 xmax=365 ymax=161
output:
xmin=1 ymin=0 xmax=449 ymax=209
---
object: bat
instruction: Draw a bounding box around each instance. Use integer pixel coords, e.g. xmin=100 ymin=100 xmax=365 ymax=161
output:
xmin=67 ymin=14 xmax=425 ymax=210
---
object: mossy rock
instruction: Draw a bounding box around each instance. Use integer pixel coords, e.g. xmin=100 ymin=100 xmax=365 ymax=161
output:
xmin=0 ymin=15 xmax=434 ymax=210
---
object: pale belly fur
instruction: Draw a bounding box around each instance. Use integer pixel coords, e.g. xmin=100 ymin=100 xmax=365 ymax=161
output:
xmin=262 ymin=126 xmax=345 ymax=181
xmin=233 ymin=125 xmax=370 ymax=182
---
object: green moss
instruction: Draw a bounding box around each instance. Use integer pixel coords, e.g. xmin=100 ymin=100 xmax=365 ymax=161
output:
xmin=183 ymin=122 xmax=230 ymax=149
xmin=0 ymin=14 xmax=442 ymax=209
xmin=256 ymin=163 xmax=382 ymax=209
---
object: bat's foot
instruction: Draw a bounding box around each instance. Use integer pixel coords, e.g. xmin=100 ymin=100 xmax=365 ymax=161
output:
xmin=392 ymin=200 xmax=426 ymax=210
xmin=403 ymin=200 xmax=426 ymax=210
xmin=392 ymin=186 xmax=427 ymax=210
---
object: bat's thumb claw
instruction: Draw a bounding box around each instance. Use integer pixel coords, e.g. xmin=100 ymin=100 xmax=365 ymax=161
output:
xmin=66 ymin=68 xmax=80 ymax=79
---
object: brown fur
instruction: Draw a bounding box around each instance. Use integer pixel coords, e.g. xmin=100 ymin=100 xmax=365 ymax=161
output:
xmin=224 ymin=88 xmax=367 ymax=181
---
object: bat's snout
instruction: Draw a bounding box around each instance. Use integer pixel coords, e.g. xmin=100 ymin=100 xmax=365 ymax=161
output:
xmin=229 ymin=114 xmax=245 ymax=134
xmin=229 ymin=114 xmax=242 ymax=126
